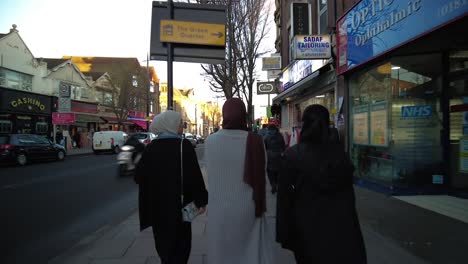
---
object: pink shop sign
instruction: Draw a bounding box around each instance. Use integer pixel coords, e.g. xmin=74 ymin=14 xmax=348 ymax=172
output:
xmin=52 ymin=112 xmax=75 ymax=125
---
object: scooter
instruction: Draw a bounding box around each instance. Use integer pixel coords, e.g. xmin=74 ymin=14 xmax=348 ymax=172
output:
xmin=117 ymin=145 xmax=142 ymax=177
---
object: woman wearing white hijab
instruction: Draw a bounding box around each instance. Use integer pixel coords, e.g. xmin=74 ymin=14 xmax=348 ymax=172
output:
xmin=135 ymin=111 xmax=208 ymax=264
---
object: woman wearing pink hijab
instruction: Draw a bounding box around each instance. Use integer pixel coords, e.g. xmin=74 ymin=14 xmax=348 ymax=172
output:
xmin=205 ymin=98 xmax=275 ymax=264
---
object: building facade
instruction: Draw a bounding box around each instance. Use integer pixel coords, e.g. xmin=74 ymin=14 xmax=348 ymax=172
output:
xmin=337 ymin=0 xmax=468 ymax=193
xmin=273 ymin=1 xmax=468 ymax=194
xmin=0 ymin=25 xmax=54 ymax=136
xmin=273 ymin=0 xmax=344 ymax=139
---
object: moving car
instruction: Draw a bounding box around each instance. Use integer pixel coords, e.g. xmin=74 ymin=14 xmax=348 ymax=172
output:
xmin=130 ymin=132 xmax=157 ymax=146
xmin=183 ymin=133 xmax=197 ymax=148
xmin=0 ymin=134 xmax=66 ymax=166
xmin=92 ymin=131 xmax=128 ymax=154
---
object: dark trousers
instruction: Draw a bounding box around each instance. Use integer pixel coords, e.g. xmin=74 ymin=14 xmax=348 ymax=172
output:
xmin=152 ymin=222 xmax=192 ymax=264
xmin=267 ymin=169 xmax=279 ymax=189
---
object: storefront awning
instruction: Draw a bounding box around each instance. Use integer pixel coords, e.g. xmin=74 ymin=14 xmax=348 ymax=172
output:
xmin=131 ymin=120 xmax=150 ymax=130
xmin=100 ymin=116 xmax=133 ymax=125
xmin=273 ymin=64 xmax=335 ymax=104
xmin=75 ymin=113 xmax=104 ymax=123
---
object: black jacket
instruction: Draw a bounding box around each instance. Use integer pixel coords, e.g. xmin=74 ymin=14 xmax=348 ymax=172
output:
xmin=264 ymin=130 xmax=286 ymax=171
xmin=276 ymin=142 xmax=366 ymax=263
xmin=135 ymin=138 xmax=208 ymax=233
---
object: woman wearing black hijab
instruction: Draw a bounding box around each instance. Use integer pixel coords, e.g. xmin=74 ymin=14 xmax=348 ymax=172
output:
xmin=276 ymin=104 xmax=367 ymax=264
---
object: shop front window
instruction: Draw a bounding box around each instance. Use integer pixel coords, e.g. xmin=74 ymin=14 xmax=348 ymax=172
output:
xmin=36 ymin=122 xmax=48 ymax=134
xmin=299 ymin=89 xmax=335 ymax=125
xmin=0 ymin=120 xmax=12 ymax=133
xmin=349 ymin=54 xmax=443 ymax=187
xmin=448 ymin=50 xmax=468 ymax=187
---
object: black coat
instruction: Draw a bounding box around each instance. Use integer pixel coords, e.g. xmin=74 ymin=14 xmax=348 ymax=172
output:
xmin=135 ymin=138 xmax=208 ymax=233
xmin=276 ymin=142 xmax=367 ymax=263
xmin=264 ymin=130 xmax=286 ymax=172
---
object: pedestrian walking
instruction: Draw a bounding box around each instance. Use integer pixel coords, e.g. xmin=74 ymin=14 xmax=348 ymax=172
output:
xmin=257 ymin=124 xmax=268 ymax=138
xmin=276 ymin=104 xmax=367 ymax=264
xmin=135 ymin=110 xmax=208 ymax=264
xmin=205 ymin=98 xmax=275 ymax=264
xmin=264 ymin=124 xmax=286 ymax=194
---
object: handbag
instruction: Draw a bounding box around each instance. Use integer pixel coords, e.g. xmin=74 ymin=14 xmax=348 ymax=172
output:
xmin=180 ymin=139 xmax=200 ymax=222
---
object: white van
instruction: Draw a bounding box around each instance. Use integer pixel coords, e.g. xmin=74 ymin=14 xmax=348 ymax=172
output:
xmin=92 ymin=131 xmax=128 ymax=154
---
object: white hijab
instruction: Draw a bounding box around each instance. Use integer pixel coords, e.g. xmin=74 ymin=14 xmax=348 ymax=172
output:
xmin=150 ymin=110 xmax=182 ymax=135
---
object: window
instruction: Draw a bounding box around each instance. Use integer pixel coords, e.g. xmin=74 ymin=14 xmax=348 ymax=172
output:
xmin=349 ymin=54 xmax=443 ymax=187
xmin=0 ymin=67 xmax=32 ymax=91
xmin=104 ymin=92 xmax=113 ymax=106
xmin=18 ymin=135 xmax=36 ymax=145
xmin=318 ymin=0 xmax=327 ymax=34
xmin=36 ymin=122 xmax=48 ymax=134
xmin=0 ymin=120 xmax=12 ymax=133
xmin=71 ymin=85 xmax=82 ymax=100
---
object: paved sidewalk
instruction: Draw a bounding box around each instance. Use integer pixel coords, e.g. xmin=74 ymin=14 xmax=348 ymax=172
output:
xmin=49 ymin=186 xmax=428 ymax=264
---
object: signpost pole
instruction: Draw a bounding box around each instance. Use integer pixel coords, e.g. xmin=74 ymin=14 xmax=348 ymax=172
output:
xmin=167 ymin=0 xmax=174 ymax=110
xmin=146 ymin=53 xmax=150 ymax=131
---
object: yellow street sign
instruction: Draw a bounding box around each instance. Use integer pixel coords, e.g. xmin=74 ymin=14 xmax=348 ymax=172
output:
xmin=160 ymin=20 xmax=225 ymax=47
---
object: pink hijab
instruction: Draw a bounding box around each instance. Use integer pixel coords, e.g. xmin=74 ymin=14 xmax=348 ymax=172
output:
xmin=222 ymin=98 xmax=266 ymax=217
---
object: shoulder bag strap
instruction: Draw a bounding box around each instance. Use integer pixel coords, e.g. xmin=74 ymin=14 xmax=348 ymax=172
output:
xmin=180 ymin=138 xmax=184 ymax=205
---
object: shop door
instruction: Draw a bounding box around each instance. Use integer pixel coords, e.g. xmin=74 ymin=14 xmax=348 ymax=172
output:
xmin=448 ymin=50 xmax=468 ymax=189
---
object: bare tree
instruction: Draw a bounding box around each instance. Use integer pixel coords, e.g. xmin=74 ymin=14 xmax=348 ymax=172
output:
xmin=201 ymin=0 xmax=245 ymax=99
xmin=110 ymin=65 xmax=149 ymax=130
xmin=235 ymin=0 xmax=270 ymax=127
xmin=201 ymin=0 xmax=270 ymax=127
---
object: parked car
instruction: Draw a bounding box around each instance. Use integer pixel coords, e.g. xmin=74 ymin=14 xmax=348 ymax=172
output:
xmin=92 ymin=131 xmax=128 ymax=154
xmin=130 ymin=132 xmax=157 ymax=146
xmin=0 ymin=134 xmax=66 ymax=166
xmin=182 ymin=133 xmax=197 ymax=148
xmin=195 ymin=134 xmax=204 ymax=144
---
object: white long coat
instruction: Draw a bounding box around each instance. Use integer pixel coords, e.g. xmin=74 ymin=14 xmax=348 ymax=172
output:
xmin=205 ymin=129 xmax=275 ymax=264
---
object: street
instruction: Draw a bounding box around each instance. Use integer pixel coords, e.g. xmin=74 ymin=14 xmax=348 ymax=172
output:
xmin=0 ymin=153 xmax=138 ymax=263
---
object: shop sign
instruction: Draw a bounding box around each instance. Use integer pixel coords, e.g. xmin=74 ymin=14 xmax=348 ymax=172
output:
xmin=71 ymin=100 xmax=98 ymax=114
xmin=370 ymin=101 xmax=388 ymax=146
xmin=337 ymin=0 xmax=468 ymax=74
xmin=10 ymin=97 xmax=46 ymax=111
xmin=262 ymin=56 xmax=282 ymax=70
xmin=0 ymin=89 xmax=51 ymax=114
xmin=460 ymin=136 xmax=468 ymax=173
xmin=352 ymin=105 xmax=369 ymax=145
xmin=128 ymin=110 xmax=146 ymax=119
xmin=52 ymin=112 xmax=76 ymax=125
xmin=280 ymin=59 xmax=327 ymax=92
xmin=293 ymin=35 xmax=331 ymax=60
xmin=257 ymin=81 xmax=278 ymax=95
xmin=401 ymin=105 xmax=432 ymax=118
xmin=267 ymin=69 xmax=282 ymax=79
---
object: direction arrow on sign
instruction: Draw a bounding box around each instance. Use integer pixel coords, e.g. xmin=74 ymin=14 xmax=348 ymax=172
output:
xmin=160 ymin=20 xmax=226 ymax=47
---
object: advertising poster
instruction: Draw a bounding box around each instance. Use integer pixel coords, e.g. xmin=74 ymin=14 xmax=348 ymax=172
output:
xmin=460 ymin=137 xmax=468 ymax=173
xmin=353 ymin=105 xmax=369 ymax=145
xmin=370 ymin=101 xmax=388 ymax=146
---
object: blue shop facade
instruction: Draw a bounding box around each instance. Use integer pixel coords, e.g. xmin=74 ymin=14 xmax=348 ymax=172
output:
xmin=336 ymin=0 xmax=468 ymax=195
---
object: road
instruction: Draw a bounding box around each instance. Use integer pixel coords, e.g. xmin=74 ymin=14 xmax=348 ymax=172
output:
xmin=0 ymin=144 xmax=206 ymax=264
xmin=0 ymin=153 xmax=138 ymax=263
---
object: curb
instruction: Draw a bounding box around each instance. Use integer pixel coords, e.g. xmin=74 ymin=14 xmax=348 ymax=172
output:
xmin=48 ymin=208 xmax=139 ymax=264
xmin=67 ymin=152 xmax=94 ymax=157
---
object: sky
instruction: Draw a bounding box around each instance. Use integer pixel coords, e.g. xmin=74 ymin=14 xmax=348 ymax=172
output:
xmin=0 ymin=0 xmax=276 ymax=118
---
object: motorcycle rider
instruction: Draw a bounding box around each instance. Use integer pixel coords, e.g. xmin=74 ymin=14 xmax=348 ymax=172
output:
xmin=124 ymin=134 xmax=146 ymax=163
